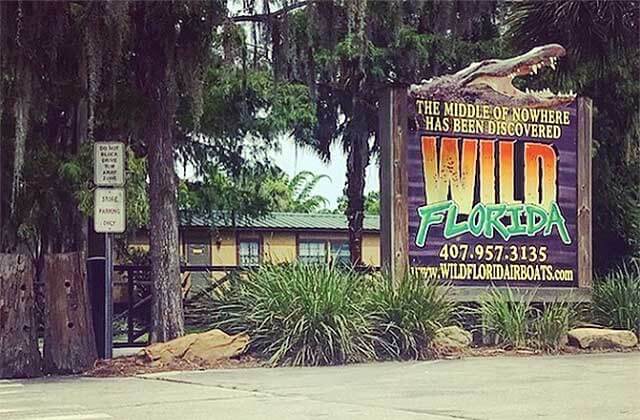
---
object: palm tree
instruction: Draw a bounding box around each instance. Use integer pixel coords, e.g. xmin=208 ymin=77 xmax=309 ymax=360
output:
xmin=287 ymin=171 xmax=331 ymax=213
xmin=265 ymin=170 xmax=330 ymax=213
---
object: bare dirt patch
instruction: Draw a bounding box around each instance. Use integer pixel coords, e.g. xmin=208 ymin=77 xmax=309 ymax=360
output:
xmin=87 ymin=354 xmax=263 ymax=377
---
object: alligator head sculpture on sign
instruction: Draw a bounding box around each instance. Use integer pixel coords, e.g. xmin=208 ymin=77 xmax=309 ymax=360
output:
xmin=410 ymin=44 xmax=576 ymax=108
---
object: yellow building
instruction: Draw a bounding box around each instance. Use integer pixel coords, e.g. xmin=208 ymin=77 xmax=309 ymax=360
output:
xmin=129 ymin=211 xmax=380 ymax=267
xmin=120 ymin=212 xmax=380 ymax=302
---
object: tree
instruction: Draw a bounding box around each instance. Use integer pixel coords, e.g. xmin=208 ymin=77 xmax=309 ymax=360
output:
xmin=130 ymin=2 xmax=314 ymax=341
xmin=507 ymin=0 xmax=640 ymax=271
xmin=0 ymin=0 xmax=133 ymax=371
xmin=179 ymin=163 xmax=285 ymax=221
xmin=128 ymin=1 xmax=226 ymax=342
xmin=335 ymin=191 xmax=379 ymax=215
xmin=0 ymin=1 xmax=129 ymax=254
xmin=0 ymin=1 xmax=317 ymax=345
xmin=180 ymin=167 xmax=330 ymax=220
xmin=265 ymin=170 xmax=330 ymax=213
xmin=261 ymin=0 xmax=505 ymax=265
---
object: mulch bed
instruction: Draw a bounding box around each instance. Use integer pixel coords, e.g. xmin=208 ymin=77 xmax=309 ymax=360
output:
xmin=87 ymin=354 xmax=263 ymax=377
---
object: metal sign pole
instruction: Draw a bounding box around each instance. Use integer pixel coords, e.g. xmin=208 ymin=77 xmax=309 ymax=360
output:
xmin=104 ymin=233 xmax=113 ymax=359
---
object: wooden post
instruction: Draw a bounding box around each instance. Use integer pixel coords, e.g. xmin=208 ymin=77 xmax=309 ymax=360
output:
xmin=0 ymin=254 xmax=42 ymax=378
xmin=379 ymin=86 xmax=409 ymax=286
xmin=44 ymin=252 xmax=98 ymax=374
xmin=577 ymin=98 xmax=593 ymax=289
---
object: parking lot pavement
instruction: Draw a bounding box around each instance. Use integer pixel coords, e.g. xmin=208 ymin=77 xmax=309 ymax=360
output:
xmin=2 ymin=352 xmax=638 ymax=420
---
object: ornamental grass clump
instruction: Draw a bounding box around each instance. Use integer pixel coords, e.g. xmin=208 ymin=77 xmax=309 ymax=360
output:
xmin=532 ymin=300 xmax=578 ymax=352
xmin=364 ymin=270 xmax=454 ymax=359
xmin=209 ymin=263 xmax=375 ymax=366
xmin=184 ymin=271 xmax=247 ymax=334
xmin=593 ymin=260 xmax=640 ymax=336
xmin=477 ymin=287 xmax=533 ymax=349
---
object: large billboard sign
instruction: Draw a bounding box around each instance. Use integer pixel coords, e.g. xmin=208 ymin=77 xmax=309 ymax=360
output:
xmin=376 ymin=44 xmax=592 ymax=290
xmin=408 ymin=98 xmax=578 ymax=286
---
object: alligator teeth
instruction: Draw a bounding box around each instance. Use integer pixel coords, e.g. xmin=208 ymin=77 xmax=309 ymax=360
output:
xmin=550 ymin=61 xmax=556 ymax=70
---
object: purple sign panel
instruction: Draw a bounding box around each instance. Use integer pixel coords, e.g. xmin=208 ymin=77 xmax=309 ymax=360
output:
xmin=408 ymin=98 xmax=579 ymax=286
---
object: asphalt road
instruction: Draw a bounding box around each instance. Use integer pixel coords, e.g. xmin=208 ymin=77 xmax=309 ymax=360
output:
xmin=1 ymin=352 xmax=638 ymax=420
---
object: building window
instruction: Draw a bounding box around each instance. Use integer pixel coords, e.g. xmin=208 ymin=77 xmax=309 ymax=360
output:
xmin=239 ymin=240 xmax=260 ymax=266
xmin=298 ymin=240 xmax=326 ymax=264
xmin=330 ymin=241 xmax=351 ymax=266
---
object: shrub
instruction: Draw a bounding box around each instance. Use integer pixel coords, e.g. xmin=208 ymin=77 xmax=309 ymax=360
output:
xmin=532 ymin=301 xmax=578 ymax=352
xmin=593 ymin=260 xmax=640 ymax=336
xmin=209 ymin=263 xmax=375 ymax=366
xmin=364 ymin=270 xmax=454 ymax=359
xmin=184 ymin=271 xmax=245 ymax=333
xmin=477 ymin=287 xmax=533 ymax=349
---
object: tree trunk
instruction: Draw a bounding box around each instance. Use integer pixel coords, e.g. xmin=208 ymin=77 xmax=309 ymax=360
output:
xmin=147 ymin=110 xmax=184 ymax=342
xmin=43 ymin=252 xmax=97 ymax=374
xmin=0 ymin=254 xmax=41 ymax=378
xmin=132 ymin=3 xmax=184 ymax=343
xmin=345 ymin=118 xmax=370 ymax=267
xmin=73 ymin=48 xmax=89 ymax=255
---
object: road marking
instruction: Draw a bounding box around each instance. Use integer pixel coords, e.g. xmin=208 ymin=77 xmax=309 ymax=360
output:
xmin=0 ymin=405 xmax=85 ymax=414
xmin=22 ymin=414 xmax=111 ymax=420
xmin=0 ymin=383 xmax=25 ymax=389
xmin=0 ymin=390 xmax=25 ymax=395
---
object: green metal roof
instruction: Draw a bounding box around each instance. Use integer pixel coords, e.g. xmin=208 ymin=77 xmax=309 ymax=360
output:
xmin=179 ymin=211 xmax=380 ymax=232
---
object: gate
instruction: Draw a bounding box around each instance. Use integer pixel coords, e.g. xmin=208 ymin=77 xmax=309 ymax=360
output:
xmin=112 ymin=264 xmax=242 ymax=347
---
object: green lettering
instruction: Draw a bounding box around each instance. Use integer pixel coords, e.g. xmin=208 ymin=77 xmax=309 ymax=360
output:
xmin=443 ymin=202 xmax=469 ymax=239
xmin=468 ymin=203 xmax=486 ymax=236
xmin=484 ymin=204 xmax=510 ymax=240
xmin=506 ymin=204 xmax=526 ymax=235
xmin=526 ymin=204 xmax=548 ymax=236
xmin=416 ymin=201 xmax=451 ymax=247
xmin=545 ymin=201 xmax=571 ymax=244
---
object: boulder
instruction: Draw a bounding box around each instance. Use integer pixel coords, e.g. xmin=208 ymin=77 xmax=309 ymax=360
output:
xmin=567 ymin=328 xmax=638 ymax=349
xmin=139 ymin=329 xmax=249 ymax=365
xmin=432 ymin=326 xmax=472 ymax=350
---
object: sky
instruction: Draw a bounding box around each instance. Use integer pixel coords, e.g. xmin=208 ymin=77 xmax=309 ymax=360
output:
xmin=269 ymin=135 xmax=380 ymax=210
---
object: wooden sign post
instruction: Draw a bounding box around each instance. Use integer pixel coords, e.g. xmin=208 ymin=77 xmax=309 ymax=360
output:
xmin=577 ymin=98 xmax=593 ymax=290
xmin=379 ymin=86 xmax=409 ymax=287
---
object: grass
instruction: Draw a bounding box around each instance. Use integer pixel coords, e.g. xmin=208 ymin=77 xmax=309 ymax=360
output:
xmin=593 ymin=259 xmax=640 ymax=336
xmin=190 ymin=265 xmax=598 ymax=365
xmin=208 ymin=263 xmax=375 ymax=366
xmin=532 ymin=300 xmax=578 ymax=352
xmin=476 ymin=287 xmax=581 ymax=351
xmin=476 ymin=287 xmax=534 ymax=349
xmin=364 ymin=270 xmax=454 ymax=359
xmin=198 ymin=265 xmax=456 ymax=365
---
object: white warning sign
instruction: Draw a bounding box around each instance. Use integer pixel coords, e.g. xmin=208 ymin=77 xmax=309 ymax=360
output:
xmin=94 ymin=188 xmax=126 ymax=233
xmin=94 ymin=142 xmax=125 ymax=187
